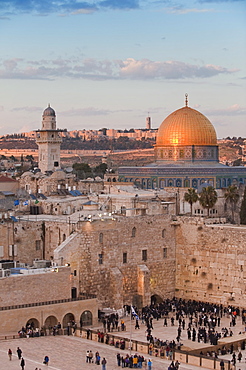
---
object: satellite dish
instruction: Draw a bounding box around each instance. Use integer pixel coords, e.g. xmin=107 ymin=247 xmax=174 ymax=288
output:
xmin=65 ymin=167 xmax=73 ymax=173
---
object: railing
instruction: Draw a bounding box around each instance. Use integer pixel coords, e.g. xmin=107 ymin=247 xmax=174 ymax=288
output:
xmin=0 ymin=293 xmax=96 ymax=311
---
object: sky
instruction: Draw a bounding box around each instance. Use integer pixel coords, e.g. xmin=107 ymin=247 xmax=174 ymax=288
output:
xmin=0 ymin=0 xmax=245 ymax=138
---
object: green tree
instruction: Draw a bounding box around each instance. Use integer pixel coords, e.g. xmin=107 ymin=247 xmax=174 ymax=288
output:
xmin=9 ymin=155 xmax=17 ymax=162
xmin=199 ymin=186 xmax=218 ymax=216
xmin=224 ymin=185 xmax=239 ymax=223
xmin=26 ymin=154 xmax=34 ymax=162
xmin=184 ymin=188 xmax=198 ymax=215
xmin=72 ymin=162 xmax=92 ymax=179
xmin=94 ymin=163 xmax=108 ymax=176
xmin=240 ymin=187 xmax=246 ymax=225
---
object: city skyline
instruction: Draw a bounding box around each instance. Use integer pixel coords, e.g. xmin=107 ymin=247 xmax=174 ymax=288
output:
xmin=0 ymin=0 xmax=245 ymax=138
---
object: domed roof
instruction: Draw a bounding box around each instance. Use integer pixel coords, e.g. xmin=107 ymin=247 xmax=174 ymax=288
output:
xmin=43 ymin=104 xmax=56 ymax=117
xmin=156 ymin=105 xmax=217 ymax=147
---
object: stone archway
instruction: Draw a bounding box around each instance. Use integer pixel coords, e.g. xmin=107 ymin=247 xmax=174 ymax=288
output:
xmin=26 ymin=318 xmax=40 ymax=329
xmin=44 ymin=315 xmax=58 ymax=328
xmin=151 ymin=294 xmax=163 ymax=305
xmin=80 ymin=310 xmax=92 ymax=327
xmin=62 ymin=313 xmax=75 ymax=328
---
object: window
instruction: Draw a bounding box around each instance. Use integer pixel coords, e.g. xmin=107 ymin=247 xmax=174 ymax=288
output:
xmin=123 ymin=252 xmax=127 ymax=264
xmin=99 ymin=233 xmax=103 ymax=244
xmin=54 ymin=161 xmax=59 ymax=167
xmin=132 ymin=227 xmax=136 ymax=237
xmin=98 ymin=253 xmax=103 ymax=265
xmin=142 ymin=249 xmax=147 ymax=261
xmin=35 ymin=240 xmax=41 ymax=251
xmin=73 ymin=270 xmax=77 ymax=277
xmin=163 ymin=248 xmax=167 ymax=258
xmin=162 ymin=229 xmax=165 ymax=238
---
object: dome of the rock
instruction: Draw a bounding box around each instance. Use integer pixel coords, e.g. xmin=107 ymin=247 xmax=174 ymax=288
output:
xmin=156 ymin=106 xmax=217 ymax=147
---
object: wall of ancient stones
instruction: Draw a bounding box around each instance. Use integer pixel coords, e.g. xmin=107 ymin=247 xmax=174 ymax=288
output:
xmin=175 ymin=217 xmax=246 ymax=307
xmin=0 ymin=267 xmax=71 ymax=307
xmin=53 ymin=215 xmax=177 ymax=309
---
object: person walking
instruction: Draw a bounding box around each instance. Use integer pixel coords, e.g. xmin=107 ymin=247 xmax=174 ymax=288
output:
xmin=147 ymin=358 xmax=152 ymax=370
xmin=17 ymin=347 xmax=22 ymax=360
xmin=20 ymin=357 xmax=25 ymax=370
xmin=43 ymin=355 xmax=49 ymax=365
xmin=220 ymin=359 xmax=225 ymax=370
xmin=101 ymin=357 xmax=107 ymax=370
xmin=8 ymin=348 xmax=12 ymax=360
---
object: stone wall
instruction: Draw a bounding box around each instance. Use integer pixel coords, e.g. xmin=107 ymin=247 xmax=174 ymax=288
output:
xmin=0 ymin=221 xmax=44 ymax=264
xmin=53 ymin=215 xmax=177 ymax=309
xmin=0 ymin=267 xmax=71 ymax=307
xmin=175 ymin=217 xmax=246 ymax=307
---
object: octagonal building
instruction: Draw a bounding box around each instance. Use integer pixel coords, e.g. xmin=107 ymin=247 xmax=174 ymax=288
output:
xmin=118 ymin=96 xmax=246 ymax=189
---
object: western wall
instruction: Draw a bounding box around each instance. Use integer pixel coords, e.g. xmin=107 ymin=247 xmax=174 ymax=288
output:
xmin=1 ymin=211 xmax=245 ymax=310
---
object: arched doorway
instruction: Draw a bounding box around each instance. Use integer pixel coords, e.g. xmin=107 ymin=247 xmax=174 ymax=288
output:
xmin=44 ymin=315 xmax=58 ymax=328
xmin=62 ymin=313 xmax=75 ymax=328
xmin=26 ymin=318 xmax=40 ymax=329
xmin=80 ymin=310 xmax=92 ymax=327
xmin=151 ymin=294 xmax=163 ymax=305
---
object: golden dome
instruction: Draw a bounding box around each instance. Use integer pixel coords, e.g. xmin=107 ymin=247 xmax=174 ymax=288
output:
xmin=156 ymin=106 xmax=217 ymax=147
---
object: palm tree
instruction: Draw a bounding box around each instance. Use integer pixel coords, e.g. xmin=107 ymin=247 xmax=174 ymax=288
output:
xmin=224 ymin=185 xmax=239 ymax=223
xmin=199 ymin=186 xmax=218 ymax=216
xmin=184 ymin=188 xmax=198 ymax=215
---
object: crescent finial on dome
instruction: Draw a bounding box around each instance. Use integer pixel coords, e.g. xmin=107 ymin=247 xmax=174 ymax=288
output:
xmin=185 ymin=93 xmax=188 ymax=107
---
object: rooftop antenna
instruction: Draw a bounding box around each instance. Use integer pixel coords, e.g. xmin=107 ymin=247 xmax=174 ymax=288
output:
xmin=185 ymin=93 xmax=188 ymax=107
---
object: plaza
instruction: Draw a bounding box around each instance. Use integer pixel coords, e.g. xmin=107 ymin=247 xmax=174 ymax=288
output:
xmin=1 ymin=311 xmax=246 ymax=370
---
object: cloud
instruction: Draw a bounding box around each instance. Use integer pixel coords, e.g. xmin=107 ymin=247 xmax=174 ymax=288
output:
xmin=119 ymin=58 xmax=238 ymax=79
xmin=11 ymin=106 xmax=43 ymax=112
xmin=0 ymin=57 xmax=238 ymax=81
xmin=205 ymin=104 xmax=246 ymax=116
xmin=61 ymin=107 xmax=112 ymax=116
xmin=165 ymin=6 xmax=214 ymax=14
xmin=0 ymin=0 xmax=139 ymax=16
xmin=198 ymin=0 xmax=244 ymax=3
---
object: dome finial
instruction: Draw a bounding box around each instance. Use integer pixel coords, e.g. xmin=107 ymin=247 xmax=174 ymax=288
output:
xmin=185 ymin=93 xmax=188 ymax=107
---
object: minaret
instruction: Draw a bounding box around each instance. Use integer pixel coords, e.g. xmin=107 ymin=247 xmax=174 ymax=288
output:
xmin=146 ymin=115 xmax=151 ymax=130
xmin=36 ymin=104 xmax=62 ymax=173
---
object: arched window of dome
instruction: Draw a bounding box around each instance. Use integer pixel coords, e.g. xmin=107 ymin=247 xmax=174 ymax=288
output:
xmin=176 ymin=179 xmax=182 ymax=187
xmin=99 ymin=233 xmax=103 ymax=244
xmin=168 ymin=179 xmax=173 ymax=187
xmin=162 ymin=229 xmax=165 ymax=238
xmin=132 ymin=227 xmax=136 ymax=238
xmin=159 ymin=179 xmax=165 ymax=188
xmin=184 ymin=179 xmax=190 ymax=188
xmin=192 ymin=179 xmax=198 ymax=188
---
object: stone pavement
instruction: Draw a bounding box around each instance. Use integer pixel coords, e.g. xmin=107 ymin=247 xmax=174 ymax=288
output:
xmin=0 ymin=312 xmax=246 ymax=369
xmin=0 ymin=335 xmax=210 ymax=370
